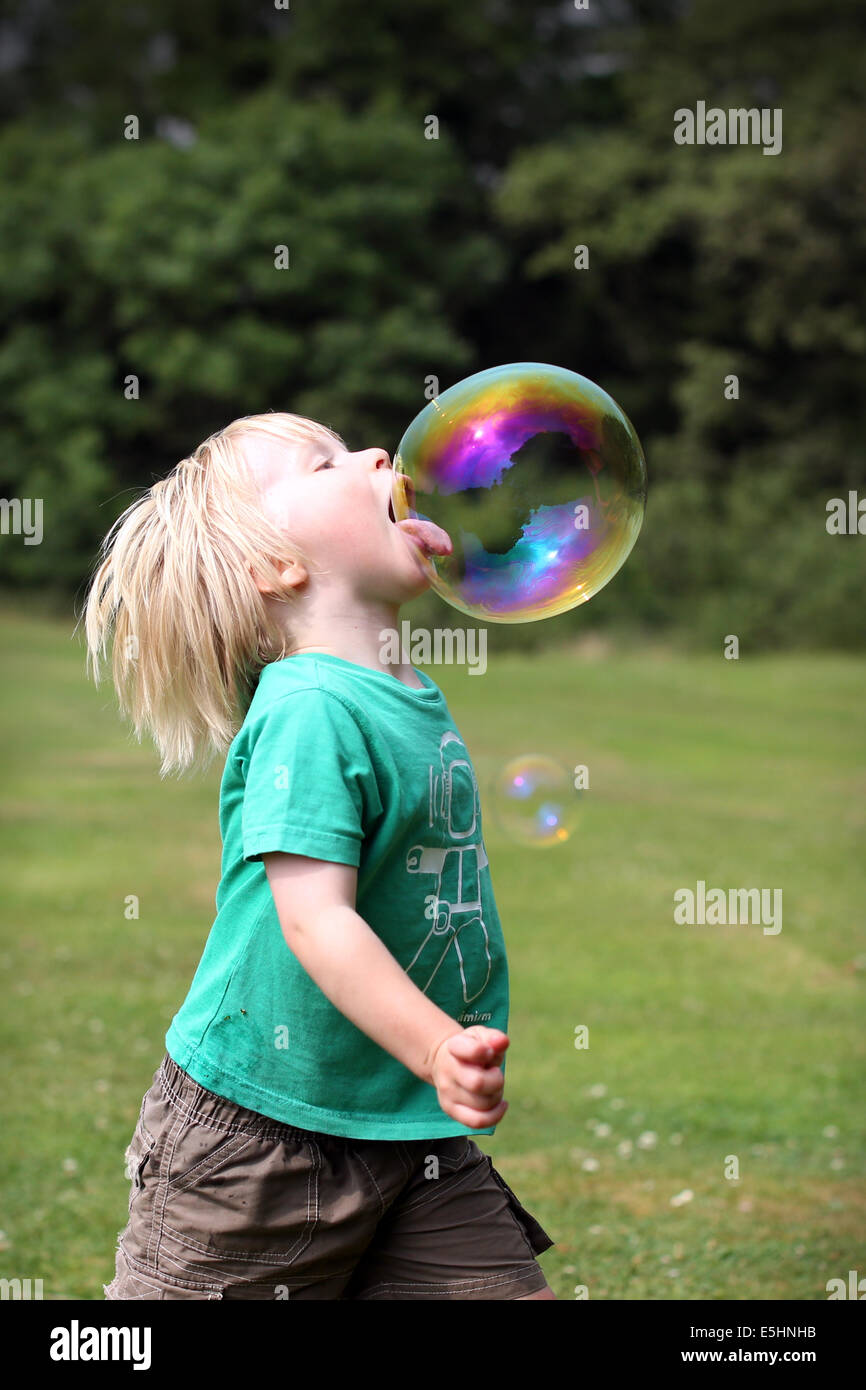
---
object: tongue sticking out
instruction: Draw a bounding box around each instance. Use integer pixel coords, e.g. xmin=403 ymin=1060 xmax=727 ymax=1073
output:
xmin=395 ymin=515 xmax=453 ymax=557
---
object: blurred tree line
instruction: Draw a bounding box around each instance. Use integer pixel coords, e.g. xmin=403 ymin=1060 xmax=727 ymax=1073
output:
xmin=0 ymin=0 xmax=863 ymax=648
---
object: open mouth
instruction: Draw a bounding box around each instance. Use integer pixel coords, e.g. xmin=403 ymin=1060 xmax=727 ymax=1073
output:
xmin=387 ymin=472 xmax=415 ymax=522
xmin=385 ymin=472 xmax=452 ymax=556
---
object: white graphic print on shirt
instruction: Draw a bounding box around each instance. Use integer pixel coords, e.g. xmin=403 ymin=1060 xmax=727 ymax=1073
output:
xmin=404 ymin=730 xmax=493 ymax=1005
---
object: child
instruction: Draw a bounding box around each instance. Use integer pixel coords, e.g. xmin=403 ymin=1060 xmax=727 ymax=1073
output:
xmin=83 ymin=411 xmax=555 ymax=1300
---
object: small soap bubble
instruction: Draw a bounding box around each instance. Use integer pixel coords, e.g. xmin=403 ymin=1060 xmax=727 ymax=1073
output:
xmin=489 ymin=754 xmax=580 ymax=848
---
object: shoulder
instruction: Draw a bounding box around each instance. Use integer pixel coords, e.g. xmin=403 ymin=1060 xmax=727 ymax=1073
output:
xmin=233 ymin=671 xmax=369 ymax=758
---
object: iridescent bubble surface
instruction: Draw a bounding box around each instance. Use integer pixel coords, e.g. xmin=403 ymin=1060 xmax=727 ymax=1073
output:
xmin=488 ymin=755 xmax=581 ymax=849
xmin=392 ymin=362 xmax=647 ymax=623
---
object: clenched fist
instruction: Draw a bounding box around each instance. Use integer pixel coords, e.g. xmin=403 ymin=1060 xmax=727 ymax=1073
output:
xmin=431 ymin=1026 xmax=510 ymax=1129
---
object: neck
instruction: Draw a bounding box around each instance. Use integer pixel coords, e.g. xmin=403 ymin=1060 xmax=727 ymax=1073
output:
xmin=275 ymin=603 xmax=422 ymax=688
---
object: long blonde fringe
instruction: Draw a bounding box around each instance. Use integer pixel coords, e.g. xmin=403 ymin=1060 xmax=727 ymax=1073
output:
xmin=79 ymin=412 xmax=344 ymax=778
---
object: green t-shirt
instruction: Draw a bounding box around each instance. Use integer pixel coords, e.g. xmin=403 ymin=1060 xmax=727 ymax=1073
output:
xmin=165 ymin=652 xmax=509 ymax=1139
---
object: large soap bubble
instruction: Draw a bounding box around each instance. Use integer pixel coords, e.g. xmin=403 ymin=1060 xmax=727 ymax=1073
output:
xmin=391 ymin=362 xmax=646 ymax=623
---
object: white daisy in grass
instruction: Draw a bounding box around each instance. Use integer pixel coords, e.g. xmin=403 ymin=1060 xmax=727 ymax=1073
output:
xmin=669 ymin=1189 xmax=693 ymax=1207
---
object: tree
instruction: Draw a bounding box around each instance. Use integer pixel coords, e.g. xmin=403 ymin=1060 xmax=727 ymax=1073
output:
xmin=0 ymin=90 xmax=504 ymax=590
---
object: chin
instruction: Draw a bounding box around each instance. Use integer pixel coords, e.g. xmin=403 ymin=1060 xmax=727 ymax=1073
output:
xmin=392 ymin=544 xmax=436 ymax=599
xmin=405 ymin=565 xmax=435 ymax=601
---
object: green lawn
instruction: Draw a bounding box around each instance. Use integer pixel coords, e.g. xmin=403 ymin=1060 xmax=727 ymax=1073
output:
xmin=1 ymin=605 xmax=864 ymax=1299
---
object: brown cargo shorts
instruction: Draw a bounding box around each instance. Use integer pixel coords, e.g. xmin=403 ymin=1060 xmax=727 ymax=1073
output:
xmin=103 ymin=1053 xmax=555 ymax=1300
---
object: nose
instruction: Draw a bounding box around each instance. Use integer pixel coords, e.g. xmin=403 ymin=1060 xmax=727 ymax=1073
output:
xmin=365 ymin=448 xmax=400 ymax=498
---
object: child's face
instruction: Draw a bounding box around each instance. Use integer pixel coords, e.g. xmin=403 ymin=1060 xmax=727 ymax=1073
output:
xmin=245 ymin=428 xmax=434 ymax=604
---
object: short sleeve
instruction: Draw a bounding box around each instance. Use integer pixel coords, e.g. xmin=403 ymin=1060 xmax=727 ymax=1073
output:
xmin=240 ymin=689 xmax=379 ymax=867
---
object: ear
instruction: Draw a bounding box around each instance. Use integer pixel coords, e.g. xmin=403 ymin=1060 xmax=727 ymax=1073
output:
xmin=250 ymin=557 xmax=308 ymax=596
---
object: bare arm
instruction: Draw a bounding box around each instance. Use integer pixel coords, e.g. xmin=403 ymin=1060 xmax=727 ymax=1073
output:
xmin=263 ymin=852 xmax=464 ymax=1086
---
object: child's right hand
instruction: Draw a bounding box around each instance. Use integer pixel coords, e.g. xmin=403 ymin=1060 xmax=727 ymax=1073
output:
xmin=430 ymin=1026 xmax=510 ymax=1129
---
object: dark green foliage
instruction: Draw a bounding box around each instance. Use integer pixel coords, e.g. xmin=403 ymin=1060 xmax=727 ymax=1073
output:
xmin=0 ymin=0 xmax=863 ymax=645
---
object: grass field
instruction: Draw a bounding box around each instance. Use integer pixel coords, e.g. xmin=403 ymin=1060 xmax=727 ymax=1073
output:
xmin=1 ymin=604 xmax=864 ymax=1300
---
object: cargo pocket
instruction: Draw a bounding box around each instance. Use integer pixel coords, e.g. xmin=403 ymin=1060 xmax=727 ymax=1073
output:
xmin=486 ymin=1158 xmax=555 ymax=1258
xmin=123 ymin=1114 xmax=157 ymax=1215
xmin=159 ymin=1124 xmax=321 ymax=1273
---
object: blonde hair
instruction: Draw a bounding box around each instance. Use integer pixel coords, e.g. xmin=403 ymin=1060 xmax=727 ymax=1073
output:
xmin=80 ymin=411 xmax=344 ymax=778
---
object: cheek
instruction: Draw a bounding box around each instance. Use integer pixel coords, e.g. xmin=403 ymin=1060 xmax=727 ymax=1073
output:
xmin=259 ymin=484 xmax=295 ymax=534
xmin=300 ymin=515 xmax=361 ymax=567
xmin=302 ymin=489 xmax=385 ymax=559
